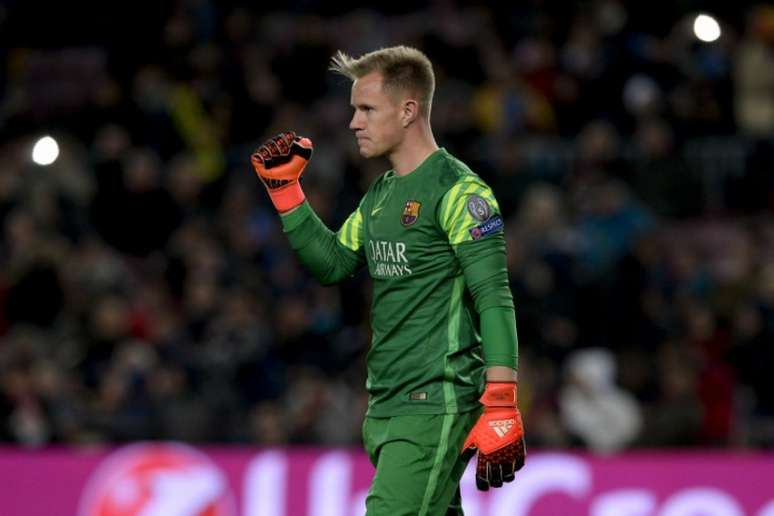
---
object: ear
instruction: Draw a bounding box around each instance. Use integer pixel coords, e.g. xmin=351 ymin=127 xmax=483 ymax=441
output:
xmin=401 ymin=99 xmax=419 ymax=128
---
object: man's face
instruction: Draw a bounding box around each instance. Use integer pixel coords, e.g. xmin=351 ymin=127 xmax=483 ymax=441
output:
xmin=349 ymin=72 xmax=404 ymax=158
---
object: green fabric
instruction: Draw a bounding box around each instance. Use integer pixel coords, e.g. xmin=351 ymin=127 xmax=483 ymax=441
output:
xmin=438 ymin=174 xmax=501 ymax=244
xmin=443 ymin=276 xmax=466 ymax=414
xmin=336 ymin=197 xmax=365 ymax=252
xmin=453 ymin=237 xmax=513 ymax=313
xmin=280 ymin=201 xmax=365 ymax=285
xmin=454 ymin=238 xmax=518 ymax=369
xmin=362 ymin=409 xmax=481 ymax=516
xmin=279 ymin=201 xmax=314 ymax=231
xmin=480 ymin=307 xmax=519 ymax=368
xmin=282 ymin=148 xmax=519 ymax=416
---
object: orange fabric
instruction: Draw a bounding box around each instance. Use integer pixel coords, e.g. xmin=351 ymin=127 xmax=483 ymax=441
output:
xmin=463 ymin=382 xmax=523 ymax=455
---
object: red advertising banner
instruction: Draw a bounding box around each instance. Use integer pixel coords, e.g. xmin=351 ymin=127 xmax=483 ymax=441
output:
xmin=1 ymin=444 xmax=773 ymax=516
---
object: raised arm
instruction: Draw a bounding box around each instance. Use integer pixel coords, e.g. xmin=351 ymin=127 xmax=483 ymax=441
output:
xmin=249 ymin=132 xmax=366 ymax=285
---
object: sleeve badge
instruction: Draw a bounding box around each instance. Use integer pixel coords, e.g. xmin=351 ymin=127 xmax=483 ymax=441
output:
xmin=467 ymin=194 xmax=491 ymax=222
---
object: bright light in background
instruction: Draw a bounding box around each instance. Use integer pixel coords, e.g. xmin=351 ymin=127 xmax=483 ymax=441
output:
xmin=32 ymin=135 xmax=60 ymax=166
xmin=693 ymin=14 xmax=721 ymax=42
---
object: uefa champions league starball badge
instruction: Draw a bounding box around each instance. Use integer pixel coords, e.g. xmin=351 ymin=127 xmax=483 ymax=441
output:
xmin=467 ymin=195 xmax=491 ymax=222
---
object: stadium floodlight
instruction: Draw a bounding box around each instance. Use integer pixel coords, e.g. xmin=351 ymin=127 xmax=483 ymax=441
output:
xmin=32 ymin=135 xmax=60 ymax=166
xmin=693 ymin=14 xmax=721 ymax=43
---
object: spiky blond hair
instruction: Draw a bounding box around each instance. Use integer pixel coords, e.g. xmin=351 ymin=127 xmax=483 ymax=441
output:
xmin=330 ymin=45 xmax=435 ymax=119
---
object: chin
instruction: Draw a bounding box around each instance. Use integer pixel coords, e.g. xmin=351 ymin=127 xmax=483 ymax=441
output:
xmin=357 ymin=140 xmax=387 ymax=159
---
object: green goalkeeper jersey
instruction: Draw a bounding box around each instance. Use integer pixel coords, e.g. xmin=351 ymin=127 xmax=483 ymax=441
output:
xmin=281 ymin=148 xmax=517 ymax=417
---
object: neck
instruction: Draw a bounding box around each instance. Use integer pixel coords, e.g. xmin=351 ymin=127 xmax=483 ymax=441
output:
xmin=389 ymin=122 xmax=439 ymax=176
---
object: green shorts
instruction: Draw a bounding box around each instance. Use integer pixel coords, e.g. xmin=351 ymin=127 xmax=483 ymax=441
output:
xmin=362 ymin=409 xmax=481 ymax=516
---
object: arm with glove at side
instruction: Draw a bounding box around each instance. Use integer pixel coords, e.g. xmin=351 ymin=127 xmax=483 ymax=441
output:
xmin=438 ymin=178 xmax=526 ymax=491
xmin=457 ymin=237 xmax=527 ymax=491
xmin=250 ymin=132 xmax=366 ymax=285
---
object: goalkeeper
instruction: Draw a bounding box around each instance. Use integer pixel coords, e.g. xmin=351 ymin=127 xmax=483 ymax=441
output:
xmin=250 ymin=46 xmax=525 ymax=515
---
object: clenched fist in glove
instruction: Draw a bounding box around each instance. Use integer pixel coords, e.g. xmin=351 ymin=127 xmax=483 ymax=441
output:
xmin=250 ymin=131 xmax=313 ymax=213
xmin=462 ymin=382 xmax=526 ymax=491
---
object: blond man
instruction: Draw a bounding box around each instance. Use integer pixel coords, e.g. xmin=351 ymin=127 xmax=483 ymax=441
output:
xmin=250 ymin=45 xmax=525 ymax=515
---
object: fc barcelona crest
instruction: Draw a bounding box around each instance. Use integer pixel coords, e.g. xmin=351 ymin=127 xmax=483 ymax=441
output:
xmin=401 ymin=200 xmax=421 ymax=226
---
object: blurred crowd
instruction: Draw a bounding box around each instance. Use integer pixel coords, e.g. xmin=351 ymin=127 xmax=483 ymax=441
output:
xmin=0 ymin=1 xmax=773 ymax=451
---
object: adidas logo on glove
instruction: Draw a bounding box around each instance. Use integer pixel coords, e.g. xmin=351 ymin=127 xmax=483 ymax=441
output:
xmin=488 ymin=419 xmax=514 ymax=438
xmin=462 ymin=382 xmax=526 ymax=490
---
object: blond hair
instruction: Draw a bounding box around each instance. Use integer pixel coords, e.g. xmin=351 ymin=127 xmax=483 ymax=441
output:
xmin=330 ymin=45 xmax=435 ymax=119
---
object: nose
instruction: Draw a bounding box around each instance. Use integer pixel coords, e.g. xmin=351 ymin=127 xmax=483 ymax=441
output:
xmin=349 ymin=110 xmax=363 ymax=131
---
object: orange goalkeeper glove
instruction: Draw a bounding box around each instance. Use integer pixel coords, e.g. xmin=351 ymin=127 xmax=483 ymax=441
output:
xmin=250 ymin=131 xmax=313 ymax=213
xmin=462 ymin=382 xmax=526 ymax=491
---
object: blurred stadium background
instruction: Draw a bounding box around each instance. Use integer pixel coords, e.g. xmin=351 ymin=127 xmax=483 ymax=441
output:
xmin=0 ymin=1 xmax=773 ymax=515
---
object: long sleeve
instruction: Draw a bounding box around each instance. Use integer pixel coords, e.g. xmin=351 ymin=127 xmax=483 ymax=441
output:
xmin=280 ymin=201 xmax=366 ymax=285
xmin=438 ymin=174 xmax=519 ymax=369
xmin=456 ymin=236 xmax=519 ymax=369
